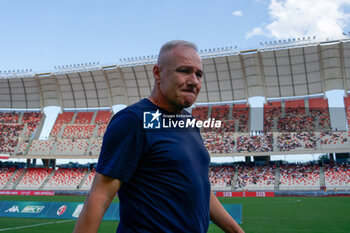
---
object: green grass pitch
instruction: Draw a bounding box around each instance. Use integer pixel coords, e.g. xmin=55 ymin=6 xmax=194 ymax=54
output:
xmin=0 ymin=195 xmax=349 ymax=233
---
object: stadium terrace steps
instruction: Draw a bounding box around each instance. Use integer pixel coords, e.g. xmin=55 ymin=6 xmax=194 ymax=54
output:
xmin=80 ymin=170 xmax=96 ymax=190
xmin=274 ymin=167 xmax=280 ymax=190
xmin=319 ymin=167 xmax=325 ymax=188
xmin=77 ymin=170 xmax=91 ymax=190
xmin=39 ymin=170 xmax=55 ymax=190
xmin=90 ymin=111 xmax=98 ymax=124
xmin=16 ymin=168 xmax=53 ymax=190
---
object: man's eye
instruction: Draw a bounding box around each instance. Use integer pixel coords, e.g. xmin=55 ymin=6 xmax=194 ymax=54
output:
xmin=196 ymin=72 xmax=203 ymax=78
xmin=180 ymin=69 xmax=190 ymax=73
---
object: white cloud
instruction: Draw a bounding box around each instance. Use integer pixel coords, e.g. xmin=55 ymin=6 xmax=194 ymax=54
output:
xmin=233 ymin=10 xmax=243 ymax=17
xmin=246 ymin=0 xmax=350 ymax=40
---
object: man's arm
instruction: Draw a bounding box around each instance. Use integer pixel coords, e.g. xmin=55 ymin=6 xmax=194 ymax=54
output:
xmin=73 ymin=172 xmax=122 ymax=233
xmin=209 ymin=191 xmax=244 ymax=233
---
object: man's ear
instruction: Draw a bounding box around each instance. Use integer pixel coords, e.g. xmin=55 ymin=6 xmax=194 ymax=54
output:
xmin=153 ymin=65 xmax=161 ymax=84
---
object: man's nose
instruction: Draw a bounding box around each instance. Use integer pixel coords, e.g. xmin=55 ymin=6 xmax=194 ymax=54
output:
xmin=187 ymin=72 xmax=200 ymax=86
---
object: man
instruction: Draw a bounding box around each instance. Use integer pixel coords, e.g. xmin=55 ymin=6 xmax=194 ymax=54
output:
xmin=73 ymin=40 xmax=244 ymax=233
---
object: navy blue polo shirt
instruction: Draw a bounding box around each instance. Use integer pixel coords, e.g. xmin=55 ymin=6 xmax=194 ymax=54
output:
xmin=97 ymin=99 xmax=211 ymax=233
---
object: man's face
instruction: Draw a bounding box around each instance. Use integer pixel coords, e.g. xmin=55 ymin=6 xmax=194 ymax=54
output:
xmin=154 ymin=46 xmax=203 ymax=111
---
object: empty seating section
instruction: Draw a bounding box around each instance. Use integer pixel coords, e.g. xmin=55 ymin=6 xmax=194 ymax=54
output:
xmin=236 ymin=165 xmax=275 ymax=190
xmin=192 ymin=106 xmax=208 ymax=120
xmin=236 ymin=133 xmax=273 ymax=153
xmin=80 ymin=169 xmax=96 ymax=190
xmin=74 ymin=112 xmax=94 ymax=124
xmin=232 ymin=104 xmax=249 ymax=132
xmin=95 ymin=111 xmax=111 ymax=138
xmin=324 ymin=163 xmax=350 ymax=190
xmin=62 ymin=125 xmax=96 ymax=139
xmin=97 ymin=124 xmax=108 ymax=138
xmin=16 ymin=141 xmax=29 ymax=155
xmin=202 ymin=132 xmax=235 ymax=153
xmin=90 ymin=140 xmax=102 ymax=155
xmin=211 ymin=105 xmax=229 ymax=120
xmin=0 ymin=112 xmax=19 ymax=123
xmin=0 ymin=167 xmax=16 ymax=189
xmin=50 ymin=112 xmax=74 ymax=137
xmin=95 ymin=111 xmax=111 ymax=124
xmin=54 ymin=139 xmax=89 ymax=156
xmin=279 ymin=164 xmax=320 ymax=190
xmin=209 ymin=165 xmax=233 ymax=190
xmin=6 ymin=168 xmax=25 ymax=189
xmin=44 ymin=168 xmax=87 ymax=190
xmin=16 ymin=168 xmax=53 ymax=190
xmin=28 ymin=140 xmax=55 ymax=155
xmin=264 ymin=101 xmax=281 ymax=132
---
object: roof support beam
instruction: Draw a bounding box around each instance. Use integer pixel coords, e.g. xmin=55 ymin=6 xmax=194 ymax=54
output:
xmin=65 ymin=74 xmax=77 ymax=109
xmin=143 ymin=65 xmax=152 ymax=93
xmin=20 ymin=78 xmax=28 ymax=109
xmin=257 ymin=51 xmax=267 ymax=99
xmin=273 ymin=51 xmax=282 ymax=97
xmin=77 ymin=72 xmax=88 ymax=107
xmin=287 ymin=49 xmax=296 ymax=96
xmin=131 ymin=66 xmax=141 ymax=100
xmin=301 ymin=48 xmax=310 ymax=94
xmin=340 ymin=42 xmax=348 ymax=95
xmin=7 ymin=79 xmax=12 ymax=108
xmin=239 ymin=54 xmax=249 ymax=102
xmin=34 ymin=76 xmax=44 ymax=111
xmin=116 ymin=66 xmax=129 ymax=105
xmin=225 ymin=56 xmax=235 ymax=100
xmin=212 ymin=58 xmax=222 ymax=101
xmin=89 ymin=71 xmax=100 ymax=107
xmin=317 ymin=45 xmax=326 ymax=95
xmin=52 ymin=74 xmax=63 ymax=110
xmin=101 ymin=69 xmax=113 ymax=110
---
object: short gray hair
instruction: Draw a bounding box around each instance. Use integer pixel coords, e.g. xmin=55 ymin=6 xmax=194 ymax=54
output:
xmin=157 ymin=40 xmax=198 ymax=65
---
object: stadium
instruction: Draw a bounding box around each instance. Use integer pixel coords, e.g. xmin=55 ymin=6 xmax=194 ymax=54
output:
xmin=1 ymin=38 xmax=350 ymax=233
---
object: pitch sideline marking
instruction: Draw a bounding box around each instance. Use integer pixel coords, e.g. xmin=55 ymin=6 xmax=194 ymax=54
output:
xmin=0 ymin=219 xmax=75 ymax=232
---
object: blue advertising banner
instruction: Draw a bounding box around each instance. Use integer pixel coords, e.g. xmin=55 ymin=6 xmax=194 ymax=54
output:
xmin=0 ymin=201 xmax=241 ymax=223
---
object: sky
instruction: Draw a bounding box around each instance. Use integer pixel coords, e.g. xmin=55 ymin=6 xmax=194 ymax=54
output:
xmin=1 ymin=0 xmax=350 ymax=73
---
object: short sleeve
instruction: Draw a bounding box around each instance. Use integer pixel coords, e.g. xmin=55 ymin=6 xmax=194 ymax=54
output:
xmin=96 ymin=110 xmax=144 ymax=182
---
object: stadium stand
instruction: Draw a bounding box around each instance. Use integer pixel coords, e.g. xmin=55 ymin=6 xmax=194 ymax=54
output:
xmin=264 ymin=101 xmax=281 ymax=132
xmin=43 ymin=168 xmax=88 ymax=190
xmin=192 ymin=106 xmax=209 ymax=121
xmin=28 ymin=140 xmax=55 ymax=155
xmin=202 ymin=132 xmax=235 ymax=153
xmin=53 ymin=139 xmax=89 ymax=156
xmin=232 ymin=104 xmax=249 ymax=132
xmin=211 ymin=105 xmax=230 ymax=120
xmin=50 ymin=112 xmax=75 ymax=138
xmin=16 ymin=167 xmax=53 ymax=190
xmin=324 ymin=163 xmax=350 ymax=191
xmin=80 ymin=169 xmax=96 ymax=190
xmin=235 ymin=165 xmax=275 ymax=191
xmin=74 ymin=112 xmax=94 ymax=124
xmin=236 ymin=133 xmax=273 ymax=153
xmin=0 ymin=167 xmax=16 ymax=189
xmin=279 ymin=164 xmax=320 ymax=190
xmin=209 ymin=165 xmax=234 ymax=190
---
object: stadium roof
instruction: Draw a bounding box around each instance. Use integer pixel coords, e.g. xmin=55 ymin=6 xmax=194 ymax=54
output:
xmin=1 ymin=39 xmax=350 ymax=110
